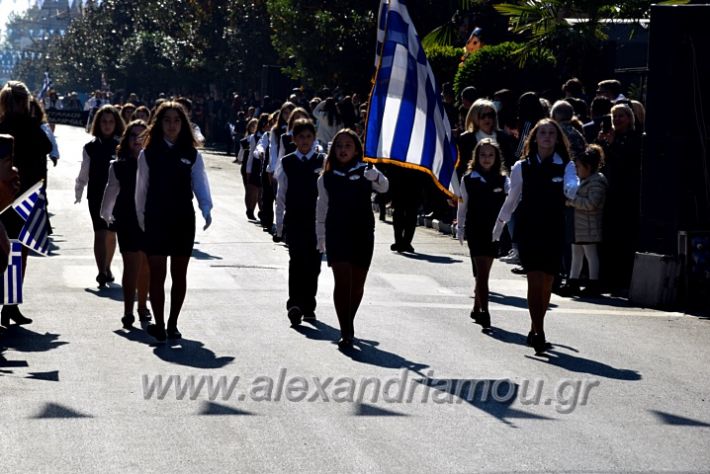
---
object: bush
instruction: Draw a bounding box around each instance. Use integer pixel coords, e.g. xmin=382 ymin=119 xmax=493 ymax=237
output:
xmin=424 ymin=45 xmax=462 ymax=87
xmin=454 ymin=42 xmax=557 ymax=99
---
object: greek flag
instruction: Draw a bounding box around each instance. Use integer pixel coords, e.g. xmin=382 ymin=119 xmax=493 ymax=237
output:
xmin=18 ymin=185 xmax=50 ymax=256
xmin=375 ymin=0 xmax=390 ymax=67
xmin=365 ymin=0 xmax=458 ymax=197
xmin=0 ymin=241 xmax=23 ymax=305
xmin=11 ymin=181 xmax=43 ymax=221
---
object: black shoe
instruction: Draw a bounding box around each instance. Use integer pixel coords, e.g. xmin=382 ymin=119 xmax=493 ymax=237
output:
xmin=337 ymin=337 xmax=354 ymax=349
xmin=478 ymin=310 xmax=491 ymax=329
xmin=1 ymin=305 xmax=33 ymax=326
xmin=302 ymin=312 xmax=317 ymax=322
xmin=579 ymin=280 xmax=601 ymax=297
xmin=511 ymin=266 xmax=527 ymax=275
xmin=96 ymin=273 xmax=108 ymax=288
xmin=146 ymin=324 xmax=167 ymax=342
xmin=402 ymin=244 xmax=415 ymax=253
xmin=121 ymin=314 xmax=135 ymax=329
xmin=532 ymin=332 xmax=551 ymax=355
xmin=166 ymin=326 xmax=182 ymax=339
xmin=106 ymin=270 xmax=115 ymax=283
xmin=526 ymin=331 xmax=534 ymax=346
xmin=287 ymin=306 xmax=302 ymax=326
xmin=556 ymin=279 xmax=581 ymax=297
xmin=390 ymin=243 xmax=401 ymax=252
xmin=246 ymin=210 xmax=256 ymax=221
xmin=469 ymin=310 xmax=480 ymax=321
xmin=137 ymin=308 xmax=152 ymax=322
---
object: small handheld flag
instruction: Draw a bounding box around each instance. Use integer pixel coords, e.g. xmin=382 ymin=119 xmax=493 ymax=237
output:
xmin=18 ymin=185 xmax=50 ymax=256
xmin=0 ymin=240 xmax=23 ymax=305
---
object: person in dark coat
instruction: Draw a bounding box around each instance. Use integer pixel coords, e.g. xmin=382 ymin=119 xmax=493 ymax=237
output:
xmin=0 ymin=81 xmax=52 ymax=326
xmin=596 ymin=103 xmax=643 ymax=294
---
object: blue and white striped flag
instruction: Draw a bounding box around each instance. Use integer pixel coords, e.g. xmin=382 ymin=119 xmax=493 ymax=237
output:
xmin=375 ymin=0 xmax=390 ymax=67
xmin=11 ymin=181 xmax=43 ymax=221
xmin=0 ymin=241 xmax=23 ymax=305
xmin=365 ymin=0 xmax=459 ymax=197
xmin=18 ymin=185 xmax=50 ymax=256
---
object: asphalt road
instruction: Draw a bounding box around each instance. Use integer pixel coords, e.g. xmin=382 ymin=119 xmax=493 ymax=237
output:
xmin=1 ymin=125 xmax=709 ymax=473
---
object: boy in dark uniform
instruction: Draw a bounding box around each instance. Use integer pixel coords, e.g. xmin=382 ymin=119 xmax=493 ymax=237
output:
xmin=275 ymin=119 xmax=324 ymax=326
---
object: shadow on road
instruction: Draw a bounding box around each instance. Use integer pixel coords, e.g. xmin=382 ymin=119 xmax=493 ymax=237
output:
xmin=650 ymin=410 xmax=710 ymax=427
xmin=0 ymin=326 xmax=68 ymax=353
xmin=84 ymin=285 xmax=123 ymax=301
xmin=294 ymin=320 xmax=430 ymax=373
xmin=489 ymin=291 xmax=558 ymax=310
xmin=527 ymin=349 xmax=641 ymax=381
xmin=416 ymin=377 xmax=553 ymax=426
xmin=191 ymin=246 xmax=223 ymax=260
xmin=114 ymin=329 xmax=235 ymax=369
xmin=396 ymin=252 xmax=463 ymax=264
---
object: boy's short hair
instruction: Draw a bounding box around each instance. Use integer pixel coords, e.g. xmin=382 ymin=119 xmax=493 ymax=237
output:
xmin=292 ymin=118 xmax=316 ymax=137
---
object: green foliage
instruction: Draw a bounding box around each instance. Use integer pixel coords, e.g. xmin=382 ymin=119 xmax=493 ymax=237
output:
xmin=265 ymin=0 xmax=380 ymax=92
xmin=23 ymin=0 xmax=277 ymax=95
xmin=453 ymin=41 xmax=556 ymax=98
xmin=424 ymin=45 xmax=462 ymax=86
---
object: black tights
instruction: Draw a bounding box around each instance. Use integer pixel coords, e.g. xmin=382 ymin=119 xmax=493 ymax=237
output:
xmin=472 ymin=256 xmax=493 ymax=313
xmin=331 ymin=262 xmax=369 ymax=340
xmin=148 ymin=255 xmax=190 ymax=329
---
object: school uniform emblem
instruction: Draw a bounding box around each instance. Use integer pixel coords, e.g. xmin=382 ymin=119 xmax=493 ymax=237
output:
xmin=349 ymin=174 xmax=361 ymax=181
xmin=551 ymin=176 xmax=563 ymax=183
xmin=180 ymin=158 xmax=192 ymax=165
xmin=314 ymin=168 xmax=323 ymax=174
xmin=493 ymin=187 xmax=503 ymax=192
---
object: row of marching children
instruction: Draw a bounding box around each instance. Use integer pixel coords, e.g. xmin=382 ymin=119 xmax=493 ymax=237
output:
xmin=237 ymin=98 xmax=389 ymax=348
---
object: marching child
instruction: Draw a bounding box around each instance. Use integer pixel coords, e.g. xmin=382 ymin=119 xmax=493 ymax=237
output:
xmin=457 ymin=138 xmax=510 ymax=328
xmin=275 ymin=118 xmax=325 ymax=326
xmin=316 ymin=129 xmax=388 ymax=347
xmin=100 ymin=120 xmax=151 ymax=328
xmin=75 ymin=104 xmax=125 ymax=287
xmin=135 ymin=101 xmax=212 ymax=342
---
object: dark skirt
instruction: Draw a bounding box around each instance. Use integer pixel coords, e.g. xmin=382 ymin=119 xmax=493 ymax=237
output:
xmin=518 ymin=239 xmax=563 ymax=275
xmin=326 ymin=233 xmax=374 ymax=268
xmin=466 ymin=230 xmax=498 ymax=258
xmin=89 ymin=199 xmax=116 ymax=232
xmin=116 ymin=223 xmax=145 ymax=254
xmin=144 ymin=213 xmax=195 ymax=257
xmin=247 ymin=158 xmax=262 ymax=187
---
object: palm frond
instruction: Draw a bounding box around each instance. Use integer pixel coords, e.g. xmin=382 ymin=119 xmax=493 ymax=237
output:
xmin=422 ymin=23 xmax=459 ymax=48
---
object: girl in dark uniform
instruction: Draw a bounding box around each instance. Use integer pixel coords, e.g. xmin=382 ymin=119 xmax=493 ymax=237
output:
xmin=135 ymin=102 xmax=212 ymax=342
xmin=75 ymin=104 xmax=125 ymax=288
xmin=100 ymin=120 xmax=151 ymax=328
xmin=493 ymin=119 xmax=575 ymax=354
xmin=457 ymin=138 xmax=509 ymax=328
xmin=316 ymin=129 xmax=389 ymax=348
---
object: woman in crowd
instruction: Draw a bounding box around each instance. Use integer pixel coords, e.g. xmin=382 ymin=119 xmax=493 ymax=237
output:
xmin=312 ymin=97 xmax=343 ymax=150
xmin=0 ymin=81 xmax=53 ymax=326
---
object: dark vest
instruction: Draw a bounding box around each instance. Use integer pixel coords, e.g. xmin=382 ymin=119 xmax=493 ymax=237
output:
xmin=144 ymin=141 xmax=197 ymax=221
xmin=282 ymin=152 xmax=324 ymax=233
xmin=85 ymin=137 xmax=119 ymax=203
xmin=516 ymin=156 xmax=566 ymax=241
xmin=463 ymin=171 xmax=507 ymax=241
xmin=111 ymin=157 xmax=138 ymax=229
xmin=323 ymin=163 xmax=375 ymax=240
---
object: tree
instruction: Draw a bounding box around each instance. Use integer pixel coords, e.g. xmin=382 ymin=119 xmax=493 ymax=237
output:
xmin=266 ymin=0 xmax=380 ymax=93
